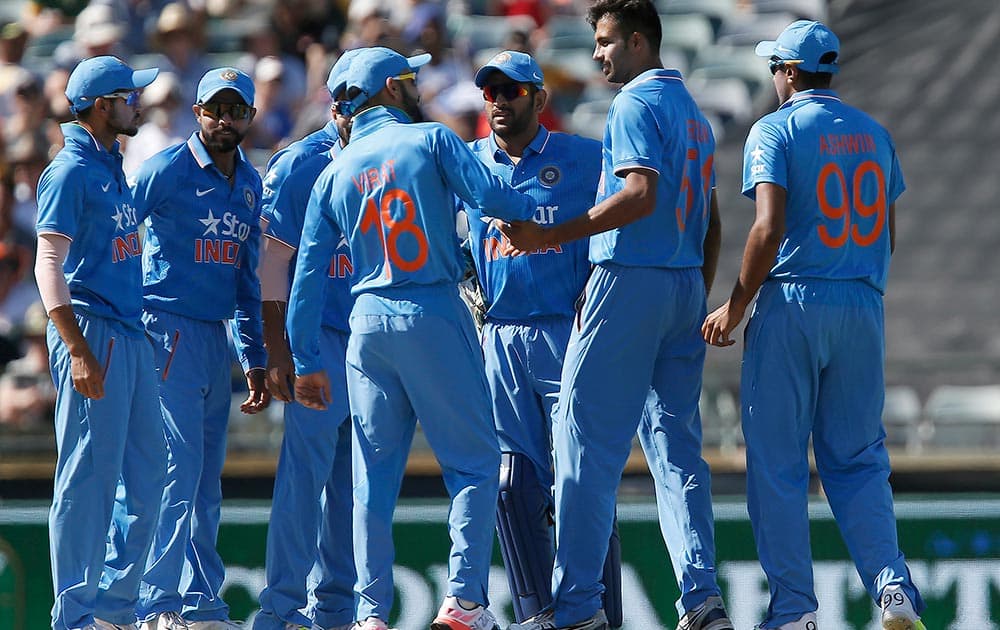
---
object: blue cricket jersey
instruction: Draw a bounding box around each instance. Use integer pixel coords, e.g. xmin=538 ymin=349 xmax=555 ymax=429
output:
xmin=132 ymin=132 xmax=265 ymax=367
xmin=265 ymin=144 xmax=353 ymax=333
xmin=591 ymin=68 xmax=716 ymax=269
xmin=288 ymin=106 xmax=537 ymax=374
xmin=742 ymin=89 xmax=904 ymax=293
xmin=261 ymin=121 xmax=340 ymax=217
xmin=36 ymin=123 xmax=144 ymax=331
xmin=465 ymin=127 xmax=601 ymax=320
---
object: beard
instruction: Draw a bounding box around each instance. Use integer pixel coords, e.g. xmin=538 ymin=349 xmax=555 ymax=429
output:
xmin=201 ymin=127 xmax=246 ymax=152
xmin=400 ymin=89 xmax=425 ymax=122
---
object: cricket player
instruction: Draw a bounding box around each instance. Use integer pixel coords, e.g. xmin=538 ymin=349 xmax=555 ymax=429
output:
xmin=130 ymin=67 xmax=268 ymax=630
xmin=461 ymin=50 xmax=625 ymax=627
xmin=252 ymin=51 xmax=360 ymax=630
xmin=286 ymin=46 xmax=536 ymax=630
xmin=35 ymin=55 xmax=166 ymax=630
xmin=701 ymin=20 xmax=925 ymax=630
xmin=503 ymin=1 xmax=729 ymax=628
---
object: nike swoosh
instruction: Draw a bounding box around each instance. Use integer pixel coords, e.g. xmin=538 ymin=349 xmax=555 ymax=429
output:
xmin=196 ymin=188 xmax=215 ymax=197
xmin=101 ymin=182 xmax=111 ymax=192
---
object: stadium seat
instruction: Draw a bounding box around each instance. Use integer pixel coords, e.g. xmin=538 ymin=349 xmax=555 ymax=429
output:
xmin=882 ymin=385 xmax=923 ymax=452
xmin=923 ymin=385 xmax=1000 ymax=450
xmin=716 ymin=11 xmax=800 ymax=46
xmin=657 ymin=0 xmax=738 ymax=34
xmin=687 ymin=76 xmax=753 ymax=125
xmin=659 ymin=13 xmax=716 ymax=60
xmin=689 ymin=44 xmax=771 ymax=99
xmin=567 ymin=98 xmax=612 ymax=140
xmin=752 ymin=0 xmax=829 ymax=22
xmin=542 ymin=14 xmax=597 ymax=50
xmin=448 ymin=14 xmax=514 ymax=53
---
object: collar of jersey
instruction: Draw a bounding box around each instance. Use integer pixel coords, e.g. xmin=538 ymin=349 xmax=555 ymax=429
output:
xmin=778 ymin=88 xmax=841 ymax=110
xmin=621 ymin=67 xmax=683 ymax=92
xmin=490 ymin=124 xmax=550 ymax=162
xmin=349 ymin=106 xmax=412 ymax=142
xmin=186 ymin=131 xmax=250 ymax=178
xmin=61 ymin=122 xmax=121 ymax=157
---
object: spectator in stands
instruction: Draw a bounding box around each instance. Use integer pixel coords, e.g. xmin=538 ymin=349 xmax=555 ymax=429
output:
xmin=0 ymin=300 xmax=56 ymax=428
xmin=0 ymin=21 xmax=31 ymax=121
xmin=122 ymin=71 xmax=189 ymax=176
xmin=237 ymin=18 xmax=308 ymax=123
xmin=149 ymin=2 xmax=211 ymax=105
xmin=246 ymin=55 xmax=295 ymax=151
xmin=403 ymin=1 xmax=474 ymax=116
xmin=0 ymin=233 xmax=36 ymax=338
xmin=53 ymin=3 xmax=129 ymax=69
xmin=4 ymin=128 xmax=51 ymax=245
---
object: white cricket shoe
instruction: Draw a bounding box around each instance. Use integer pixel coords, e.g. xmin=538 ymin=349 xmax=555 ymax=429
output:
xmin=880 ymin=584 xmax=925 ymax=630
xmin=510 ymin=609 xmax=608 ymax=630
xmin=676 ymin=595 xmax=734 ymax=630
xmin=139 ymin=612 xmax=190 ymax=629
xmin=754 ymin=612 xmax=817 ymax=629
xmin=429 ymin=596 xmax=500 ymax=630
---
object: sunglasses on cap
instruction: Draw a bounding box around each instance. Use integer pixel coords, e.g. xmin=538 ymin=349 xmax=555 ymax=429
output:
xmin=483 ymin=83 xmax=530 ymax=103
xmin=333 ymin=100 xmax=353 ymax=116
xmin=100 ymin=89 xmax=141 ymax=106
xmin=768 ymin=57 xmax=803 ymax=75
xmin=198 ymin=101 xmax=254 ymax=120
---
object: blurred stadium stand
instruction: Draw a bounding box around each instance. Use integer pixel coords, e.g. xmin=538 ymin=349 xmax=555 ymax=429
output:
xmin=3 ymin=0 xmax=1000 ymax=496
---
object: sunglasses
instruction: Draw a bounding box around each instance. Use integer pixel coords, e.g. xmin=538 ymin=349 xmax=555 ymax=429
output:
xmin=198 ymin=101 xmax=254 ymax=120
xmin=395 ymin=71 xmax=417 ymax=82
xmin=483 ymin=83 xmax=531 ymax=103
xmin=768 ymin=58 xmax=803 ymax=75
xmin=333 ymin=100 xmax=353 ymax=116
xmin=101 ymin=90 xmax=141 ymax=106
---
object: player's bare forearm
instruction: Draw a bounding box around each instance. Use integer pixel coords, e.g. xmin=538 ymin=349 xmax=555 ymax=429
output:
xmin=701 ymin=191 xmax=721 ymax=295
xmin=261 ymin=300 xmax=295 ymax=401
xmin=47 ymin=304 xmax=105 ymax=399
xmin=500 ymin=169 xmax=656 ymax=254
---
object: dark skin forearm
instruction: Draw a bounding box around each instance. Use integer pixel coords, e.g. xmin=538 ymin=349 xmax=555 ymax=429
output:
xmin=702 ymin=190 xmax=721 ymax=295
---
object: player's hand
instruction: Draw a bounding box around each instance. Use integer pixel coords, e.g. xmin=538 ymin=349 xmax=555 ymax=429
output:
xmin=498 ymin=220 xmax=545 ymax=256
xmin=295 ymin=370 xmax=331 ymax=411
xmin=264 ymin=343 xmax=295 ymax=402
xmin=702 ymin=301 xmax=744 ymax=347
xmin=241 ymin=368 xmax=271 ymax=414
xmin=70 ymin=347 xmax=105 ymax=399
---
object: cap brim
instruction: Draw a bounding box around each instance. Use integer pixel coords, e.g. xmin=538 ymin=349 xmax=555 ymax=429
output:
xmin=407 ymin=53 xmax=432 ymax=71
xmin=754 ymin=40 xmax=778 ymax=58
xmin=131 ymin=67 xmax=160 ymax=90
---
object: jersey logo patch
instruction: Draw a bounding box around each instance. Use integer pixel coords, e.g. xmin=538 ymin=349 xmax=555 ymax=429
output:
xmin=243 ymin=187 xmax=256 ymax=209
xmin=539 ymin=165 xmax=561 ymax=188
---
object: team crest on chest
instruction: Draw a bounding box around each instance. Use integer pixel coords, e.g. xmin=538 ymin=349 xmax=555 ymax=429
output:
xmin=243 ymin=187 xmax=256 ymax=208
xmin=539 ymin=165 xmax=561 ymax=188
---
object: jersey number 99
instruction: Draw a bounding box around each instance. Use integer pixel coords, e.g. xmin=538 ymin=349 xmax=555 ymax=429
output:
xmin=816 ymin=160 xmax=886 ymax=248
xmin=361 ymin=188 xmax=429 ymax=278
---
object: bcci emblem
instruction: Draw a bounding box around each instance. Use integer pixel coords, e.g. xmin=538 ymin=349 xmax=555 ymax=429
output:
xmin=539 ymin=165 xmax=561 ymax=188
xmin=491 ymin=52 xmax=512 ymax=65
xmin=221 ymin=69 xmax=239 ymax=82
xmin=243 ymin=187 xmax=256 ymax=208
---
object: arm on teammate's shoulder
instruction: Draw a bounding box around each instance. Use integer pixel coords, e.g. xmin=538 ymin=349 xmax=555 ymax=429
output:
xmin=702 ymin=189 xmax=721 ymax=295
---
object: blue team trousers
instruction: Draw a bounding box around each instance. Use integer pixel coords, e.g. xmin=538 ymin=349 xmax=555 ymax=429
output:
xmin=254 ymin=327 xmax=355 ymax=630
xmin=347 ymin=292 xmax=500 ymax=621
xmin=551 ymin=264 xmax=719 ymax=626
xmin=136 ymin=309 xmax=233 ymax=622
xmin=742 ymin=280 xmax=923 ymax=628
xmin=48 ymin=313 xmax=166 ymax=629
xmin=482 ymin=317 xmax=570 ymax=489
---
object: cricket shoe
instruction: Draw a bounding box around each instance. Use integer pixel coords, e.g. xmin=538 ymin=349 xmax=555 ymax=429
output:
xmin=510 ymin=609 xmax=608 ymax=630
xmin=754 ymin=612 xmax=817 ymax=629
xmin=187 ymin=621 xmax=243 ymax=629
xmin=676 ymin=596 xmax=733 ymax=630
xmin=430 ymin=596 xmax=499 ymax=630
xmin=356 ymin=618 xmax=390 ymax=630
xmin=880 ymin=585 xmax=926 ymax=630
xmin=139 ymin=612 xmax=190 ymax=629
xmin=92 ymin=620 xmax=138 ymax=630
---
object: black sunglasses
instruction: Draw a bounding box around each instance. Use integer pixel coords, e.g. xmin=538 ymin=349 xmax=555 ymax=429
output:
xmin=198 ymin=101 xmax=254 ymax=120
xmin=333 ymin=100 xmax=353 ymax=116
xmin=768 ymin=57 xmax=802 ymax=75
xmin=483 ymin=83 xmax=531 ymax=103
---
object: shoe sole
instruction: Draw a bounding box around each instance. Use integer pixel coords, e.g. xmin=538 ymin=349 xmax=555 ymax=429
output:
xmin=430 ymin=621 xmax=499 ymax=630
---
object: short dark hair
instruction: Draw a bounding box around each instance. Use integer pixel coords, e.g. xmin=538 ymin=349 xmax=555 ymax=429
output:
xmin=587 ymin=0 xmax=662 ymax=52
xmin=796 ymin=51 xmax=836 ymax=89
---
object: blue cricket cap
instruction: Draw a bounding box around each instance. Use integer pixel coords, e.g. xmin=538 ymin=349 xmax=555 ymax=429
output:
xmin=326 ymin=48 xmax=363 ymax=100
xmin=755 ymin=20 xmax=840 ymax=74
xmin=343 ymin=47 xmax=431 ymax=111
xmin=474 ymin=50 xmax=544 ymax=88
xmin=196 ymin=67 xmax=255 ymax=105
xmin=65 ymin=55 xmax=159 ymax=115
